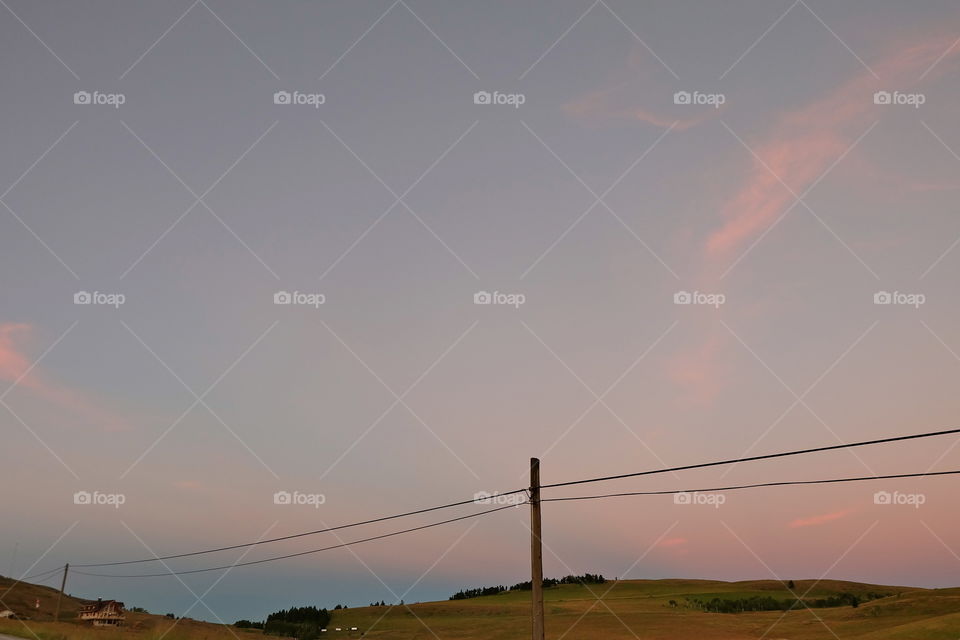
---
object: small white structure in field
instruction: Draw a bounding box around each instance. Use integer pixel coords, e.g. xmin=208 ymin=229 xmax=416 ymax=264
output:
xmin=350 ymin=627 xmax=357 ymax=631
xmin=0 ymin=610 xmax=15 ymax=619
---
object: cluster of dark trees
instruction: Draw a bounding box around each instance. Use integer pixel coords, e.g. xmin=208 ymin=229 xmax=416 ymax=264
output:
xmin=680 ymin=591 xmax=890 ymax=614
xmin=258 ymin=606 xmax=331 ymax=640
xmin=449 ymin=573 xmax=607 ymax=600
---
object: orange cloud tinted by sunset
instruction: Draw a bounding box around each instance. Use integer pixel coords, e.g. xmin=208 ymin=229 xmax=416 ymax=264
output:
xmin=659 ymin=537 xmax=688 ymax=547
xmin=707 ymin=32 xmax=960 ymax=258
xmin=0 ymin=322 xmax=128 ymax=431
xmin=789 ymin=509 xmax=851 ymax=528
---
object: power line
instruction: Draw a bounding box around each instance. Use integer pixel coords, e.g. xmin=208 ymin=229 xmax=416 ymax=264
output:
xmin=542 ymin=469 xmax=960 ymax=502
xmin=73 ymin=489 xmax=527 ymax=568
xmin=72 ymin=502 xmax=522 ymax=578
xmin=542 ymin=427 xmax=960 ymax=489
xmin=16 ymin=565 xmax=64 ymax=582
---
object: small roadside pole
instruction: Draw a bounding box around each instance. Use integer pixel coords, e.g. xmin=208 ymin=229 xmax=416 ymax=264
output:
xmin=530 ymin=458 xmax=545 ymax=640
xmin=54 ymin=563 xmax=68 ymax=622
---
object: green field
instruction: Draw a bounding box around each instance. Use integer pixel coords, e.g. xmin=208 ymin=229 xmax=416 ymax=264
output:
xmin=2 ymin=576 xmax=959 ymax=640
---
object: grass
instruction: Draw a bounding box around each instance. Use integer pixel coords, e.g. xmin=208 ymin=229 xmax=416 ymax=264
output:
xmin=1 ymin=577 xmax=958 ymax=640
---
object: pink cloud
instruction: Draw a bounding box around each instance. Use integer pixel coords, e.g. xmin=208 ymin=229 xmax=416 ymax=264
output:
xmin=659 ymin=537 xmax=687 ymax=547
xmin=0 ymin=322 xmax=128 ymax=432
xmin=665 ymin=333 xmax=729 ymax=404
xmin=707 ymin=32 xmax=960 ymax=259
xmin=789 ymin=509 xmax=852 ymax=528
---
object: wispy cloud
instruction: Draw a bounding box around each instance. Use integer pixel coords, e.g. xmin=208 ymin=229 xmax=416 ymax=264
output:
xmin=707 ymin=31 xmax=960 ymax=259
xmin=0 ymin=322 xmax=129 ymax=431
xmin=789 ymin=509 xmax=852 ymax=528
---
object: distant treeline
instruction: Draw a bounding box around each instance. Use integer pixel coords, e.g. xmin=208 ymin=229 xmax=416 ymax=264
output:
xmin=450 ymin=573 xmax=607 ymax=600
xmin=679 ymin=591 xmax=891 ymax=613
xmin=236 ymin=606 xmax=332 ymax=640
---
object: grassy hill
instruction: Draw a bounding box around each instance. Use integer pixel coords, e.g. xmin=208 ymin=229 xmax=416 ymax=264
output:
xmin=1 ymin=577 xmax=958 ymax=640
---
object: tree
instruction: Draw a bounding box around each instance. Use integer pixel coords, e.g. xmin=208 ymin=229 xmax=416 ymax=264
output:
xmin=787 ymin=580 xmax=795 ymax=590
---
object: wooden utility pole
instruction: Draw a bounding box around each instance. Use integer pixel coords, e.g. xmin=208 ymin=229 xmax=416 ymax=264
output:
xmin=530 ymin=458 xmax=544 ymax=640
xmin=54 ymin=563 xmax=68 ymax=622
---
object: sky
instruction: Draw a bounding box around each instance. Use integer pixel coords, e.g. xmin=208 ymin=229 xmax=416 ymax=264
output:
xmin=2 ymin=0 xmax=960 ymax=625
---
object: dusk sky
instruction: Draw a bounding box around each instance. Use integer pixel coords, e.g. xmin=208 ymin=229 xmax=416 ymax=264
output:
xmin=3 ymin=0 xmax=960 ymax=624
